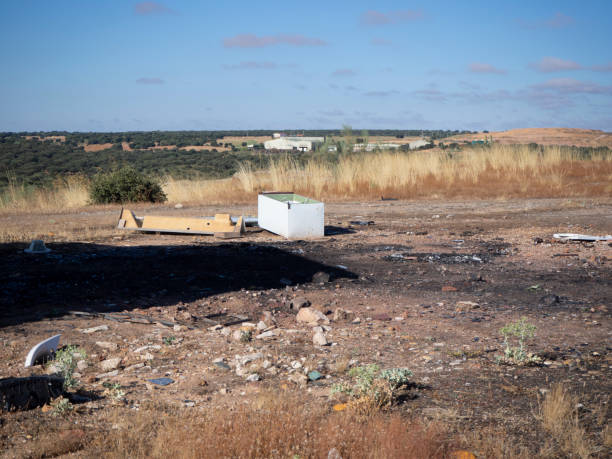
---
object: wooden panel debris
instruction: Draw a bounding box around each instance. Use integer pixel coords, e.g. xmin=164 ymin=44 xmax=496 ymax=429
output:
xmin=117 ymin=208 xmax=245 ymax=237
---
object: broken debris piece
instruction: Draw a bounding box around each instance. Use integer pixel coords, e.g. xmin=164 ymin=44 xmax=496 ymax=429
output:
xmin=24 ymin=334 xmax=61 ymax=367
xmin=147 ymin=378 xmax=174 ymax=386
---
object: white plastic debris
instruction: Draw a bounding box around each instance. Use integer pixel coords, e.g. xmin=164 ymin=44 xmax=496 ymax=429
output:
xmin=553 ymin=233 xmax=612 ymax=242
xmin=258 ymin=192 xmax=324 ymax=239
xmin=24 ymin=240 xmax=51 ymax=254
xmin=24 ymin=334 xmax=61 ymax=367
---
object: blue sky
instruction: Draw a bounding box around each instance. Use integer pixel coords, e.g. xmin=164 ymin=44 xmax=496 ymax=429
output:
xmin=1 ymin=0 xmax=611 ymax=132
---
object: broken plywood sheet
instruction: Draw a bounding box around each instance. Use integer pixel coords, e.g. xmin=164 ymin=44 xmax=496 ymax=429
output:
xmin=117 ymin=208 xmax=245 ymax=237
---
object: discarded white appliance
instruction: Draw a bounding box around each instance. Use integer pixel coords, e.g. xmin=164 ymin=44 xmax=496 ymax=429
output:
xmin=258 ymin=192 xmax=324 ymax=239
xmin=24 ymin=334 xmax=61 ymax=367
xmin=24 ymin=240 xmax=51 ymax=254
xmin=553 ymin=233 xmax=612 ymax=242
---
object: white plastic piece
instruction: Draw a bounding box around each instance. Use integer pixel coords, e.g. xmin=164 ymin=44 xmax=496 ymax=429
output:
xmin=24 ymin=334 xmax=61 ymax=367
xmin=24 ymin=240 xmax=51 ymax=254
xmin=553 ymin=233 xmax=612 ymax=242
xmin=258 ymin=192 xmax=324 ymax=239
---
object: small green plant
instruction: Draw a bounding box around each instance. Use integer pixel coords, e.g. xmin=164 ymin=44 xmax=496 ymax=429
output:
xmin=50 ymin=345 xmax=86 ymax=389
xmin=498 ymin=317 xmax=540 ymax=365
xmin=163 ymin=336 xmax=176 ymax=345
xmin=240 ymin=329 xmax=253 ymax=343
xmin=379 ymin=368 xmax=413 ymax=391
xmin=103 ymin=382 xmax=126 ymax=401
xmin=89 ymin=166 xmax=167 ymax=204
xmin=51 ymin=396 xmax=73 ymax=416
xmin=331 ymin=365 xmax=413 ymax=413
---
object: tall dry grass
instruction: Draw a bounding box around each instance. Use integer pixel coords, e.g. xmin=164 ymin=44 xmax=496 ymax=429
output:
xmin=0 ymin=174 xmax=89 ymax=214
xmin=537 ymin=384 xmax=594 ymax=458
xmin=91 ymin=395 xmax=451 ymax=459
xmin=1 ymin=145 xmax=610 ymax=214
xmin=235 ymin=145 xmax=612 ymax=200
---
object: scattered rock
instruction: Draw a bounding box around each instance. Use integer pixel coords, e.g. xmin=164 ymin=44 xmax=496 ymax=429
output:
xmin=333 ymin=308 xmax=355 ymax=322
xmin=95 ymin=341 xmax=118 ymax=351
xmin=82 ymin=325 xmax=109 ymax=334
xmin=76 ymin=360 xmax=88 ymax=371
xmin=328 ymin=448 xmax=343 ymax=459
xmin=255 ymin=330 xmax=276 ymax=340
xmin=96 ymin=370 xmax=119 ymax=379
xmin=290 ymin=297 xmax=311 ymax=310
xmin=99 ymin=357 xmax=121 ymax=371
xmin=313 ymin=331 xmax=328 ymax=346
xmin=540 ymin=294 xmax=560 ymax=306
xmin=124 ymin=363 xmax=145 ymax=372
xmin=246 ymin=374 xmax=261 ymax=382
xmin=214 ymin=361 xmax=231 ymax=371
xmin=257 ymin=321 xmax=267 ymax=330
xmin=312 ymin=272 xmax=330 ymax=283
xmin=297 ymin=307 xmax=329 ymax=325
xmin=455 ymin=301 xmax=479 ymax=311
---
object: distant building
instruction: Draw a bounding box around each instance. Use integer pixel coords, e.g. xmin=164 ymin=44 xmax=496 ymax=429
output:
xmin=272 ymin=132 xmax=284 ymax=138
xmin=408 ymin=139 xmax=429 ymax=149
xmin=353 ymin=143 xmax=400 ymax=152
xmin=264 ymin=136 xmax=324 ymax=152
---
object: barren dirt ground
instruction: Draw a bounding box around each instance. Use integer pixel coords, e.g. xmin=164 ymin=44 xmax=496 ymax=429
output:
xmin=1 ymin=198 xmax=611 ymax=456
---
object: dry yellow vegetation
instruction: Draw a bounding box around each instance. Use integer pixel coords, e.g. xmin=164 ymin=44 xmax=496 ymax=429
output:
xmin=1 ymin=144 xmax=610 ymax=214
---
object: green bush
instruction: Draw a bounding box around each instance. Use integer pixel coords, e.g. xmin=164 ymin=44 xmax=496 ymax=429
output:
xmin=89 ymin=167 xmax=166 ymax=204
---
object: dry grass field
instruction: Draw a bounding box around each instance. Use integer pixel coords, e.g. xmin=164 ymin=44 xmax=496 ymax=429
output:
xmin=1 ymin=144 xmax=610 ymax=216
xmin=445 ymin=128 xmax=612 ymax=148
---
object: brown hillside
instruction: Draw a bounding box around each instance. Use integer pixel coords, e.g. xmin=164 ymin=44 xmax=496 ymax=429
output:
xmin=445 ymin=128 xmax=612 ymax=147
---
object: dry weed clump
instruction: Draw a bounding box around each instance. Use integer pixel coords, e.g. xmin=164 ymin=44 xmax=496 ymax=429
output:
xmin=0 ymin=174 xmax=89 ymax=214
xmin=538 ymin=384 xmax=594 ymax=458
xmin=93 ymin=396 xmax=451 ymax=458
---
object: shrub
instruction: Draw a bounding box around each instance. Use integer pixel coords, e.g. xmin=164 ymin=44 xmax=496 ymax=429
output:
xmin=331 ymin=365 xmax=413 ymax=414
xmin=497 ymin=317 xmax=540 ymax=365
xmin=50 ymin=345 xmax=87 ymax=389
xmin=89 ymin=167 xmax=166 ymax=204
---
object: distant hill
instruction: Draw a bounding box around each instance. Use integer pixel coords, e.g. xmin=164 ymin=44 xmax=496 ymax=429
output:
xmin=444 ymin=128 xmax=612 ymax=148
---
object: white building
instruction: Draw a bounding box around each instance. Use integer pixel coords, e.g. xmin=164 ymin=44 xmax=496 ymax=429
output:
xmin=353 ymin=143 xmax=400 ymax=152
xmin=408 ymin=139 xmax=430 ymax=149
xmin=264 ymin=136 xmax=324 ymax=152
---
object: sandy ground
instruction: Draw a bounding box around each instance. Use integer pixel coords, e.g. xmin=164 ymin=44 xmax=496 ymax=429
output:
xmin=1 ymin=198 xmax=611 ymax=456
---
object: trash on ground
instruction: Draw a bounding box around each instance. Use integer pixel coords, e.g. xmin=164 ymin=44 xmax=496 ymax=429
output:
xmin=24 ymin=239 xmax=51 ymax=254
xmin=258 ymin=192 xmax=324 ymax=239
xmin=147 ymin=378 xmax=174 ymax=386
xmin=308 ymin=370 xmax=323 ymax=381
xmin=553 ymin=233 xmax=612 ymax=242
xmin=349 ymin=220 xmax=374 ymax=226
xmin=117 ymin=208 xmax=245 ymax=237
xmin=24 ymin=334 xmax=61 ymax=367
xmin=1 ymin=375 xmax=64 ymax=411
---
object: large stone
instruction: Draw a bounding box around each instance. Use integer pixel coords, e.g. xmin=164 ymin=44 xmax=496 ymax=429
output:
xmin=297 ymin=307 xmax=329 ymax=325
xmin=99 ymin=357 xmax=121 ymax=371
xmin=313 ymin=331 xmax=328 ymax=346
